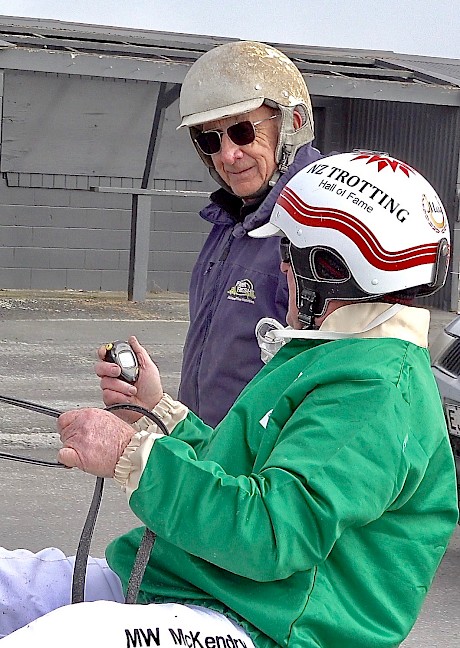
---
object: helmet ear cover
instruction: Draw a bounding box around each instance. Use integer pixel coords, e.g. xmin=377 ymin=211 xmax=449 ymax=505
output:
xmin=417 ymin=237 xmax=450 ymax=296
xmin=289 ymin=244 xmax=369 ymax=326
xmin=289 ymin=236 xmax=450 ymax=327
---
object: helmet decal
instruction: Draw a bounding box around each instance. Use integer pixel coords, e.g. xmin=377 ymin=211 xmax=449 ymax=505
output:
xmin=351 ymin=153 xmax=415 ymax=177
xmin=422 ymin=193 xmax=448 ymax=232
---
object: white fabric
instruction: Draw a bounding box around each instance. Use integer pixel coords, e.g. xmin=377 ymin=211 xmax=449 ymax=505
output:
xmin=266 ymin=303 xmax=428 ymax=343
xmin=255 ymin=317 xmax=289 ymax=364
xmin=0 ymin=600 xmax=255 ymax=648
xmin=0 ymin=547 xmax=124 ymax=638
xmin=274 ymin=303 xmax=408 ymax=340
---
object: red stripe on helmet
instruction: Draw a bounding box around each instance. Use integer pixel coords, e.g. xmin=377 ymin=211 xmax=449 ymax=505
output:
xmin=277 ymin=187 xmax=438 ymax=271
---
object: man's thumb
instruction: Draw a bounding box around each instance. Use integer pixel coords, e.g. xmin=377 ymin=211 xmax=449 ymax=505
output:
xmin=57 ymin=447 xmax=80 ymax=469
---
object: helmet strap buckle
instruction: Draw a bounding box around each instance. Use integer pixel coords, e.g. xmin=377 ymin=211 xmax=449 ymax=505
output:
xmin=279 ymin=147 xmax=291 ymax=174
xmin=298 ymin=288 xmax=319 ymax=330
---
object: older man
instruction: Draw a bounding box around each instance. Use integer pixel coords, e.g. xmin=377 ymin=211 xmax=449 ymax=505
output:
xmin=175 ymin=41 xmax=322 ymax=426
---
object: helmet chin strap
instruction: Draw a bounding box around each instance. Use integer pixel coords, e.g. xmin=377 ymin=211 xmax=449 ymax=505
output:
xmin=294 ymin=272 xmax=322 ymax=330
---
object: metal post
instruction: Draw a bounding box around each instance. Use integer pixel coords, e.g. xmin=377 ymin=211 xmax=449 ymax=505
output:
xmin=127 ymin=82 xmax=181 ymax=301
xmin=91 ymin=187 xmax=210 ymax=300
xmin=128 ymin=194 xmax=153 ymax=302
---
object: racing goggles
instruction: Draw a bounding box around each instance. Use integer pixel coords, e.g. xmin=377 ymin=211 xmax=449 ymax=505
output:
xmin=193 ymin=115 xmax=278 ymax=155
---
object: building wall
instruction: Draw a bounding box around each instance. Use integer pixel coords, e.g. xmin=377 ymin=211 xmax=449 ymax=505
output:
xmin=0 ymin=67 xmax=459 ymax=311
xmin=0 ymin=68 xmax=339 ymax=296
xmin=0 ymin=179 xmax=212 ymax=293
xmin=0 ymin=70 xmax=215 ymax=293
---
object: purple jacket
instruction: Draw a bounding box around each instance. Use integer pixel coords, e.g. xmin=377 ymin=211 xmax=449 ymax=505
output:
xmin=178 ymin=144 xmax=323 ymax=426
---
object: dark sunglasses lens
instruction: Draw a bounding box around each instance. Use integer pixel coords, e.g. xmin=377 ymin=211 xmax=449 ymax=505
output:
xmin=195 ymin=131 xmax=221 ymax=155
xmin=280 ymin=238 xmax=291 ymax=263
xmin=227 ymin=121 xmax=256 ymax=146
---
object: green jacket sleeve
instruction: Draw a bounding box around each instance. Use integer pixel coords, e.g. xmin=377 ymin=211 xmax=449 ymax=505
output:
xmin=126 ymin=378 xmax=413 ymax=582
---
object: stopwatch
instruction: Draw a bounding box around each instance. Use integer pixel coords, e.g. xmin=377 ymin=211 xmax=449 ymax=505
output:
xmin=105 ymin=340 xmax=139 ymax=383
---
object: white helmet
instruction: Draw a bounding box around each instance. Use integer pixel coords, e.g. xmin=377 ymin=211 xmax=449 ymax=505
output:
xmin=250 ymin=151 xmax=450 ymax=327
xmin=178 ymin=41 xmax=314 ymax=191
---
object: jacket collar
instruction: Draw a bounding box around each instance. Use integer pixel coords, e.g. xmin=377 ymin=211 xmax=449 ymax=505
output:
xmin=319 ymin=303 xmax=430 ymax=347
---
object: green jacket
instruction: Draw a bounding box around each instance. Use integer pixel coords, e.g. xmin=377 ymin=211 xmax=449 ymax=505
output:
xmin=107 ymin=305 xmax=458 ymax=648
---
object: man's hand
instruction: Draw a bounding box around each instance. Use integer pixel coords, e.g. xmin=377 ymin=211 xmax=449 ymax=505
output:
xmin=95 ymin=335 xmax=163 ymax=423
xmin=57 ymin=408 xmax=135 ymax=477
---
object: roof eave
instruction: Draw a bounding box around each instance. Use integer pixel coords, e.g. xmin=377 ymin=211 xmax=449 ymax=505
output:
xmin=306 ymin=73 xmax=460 ymax=106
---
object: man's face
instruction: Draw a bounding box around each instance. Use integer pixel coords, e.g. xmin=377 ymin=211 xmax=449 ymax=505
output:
xmin=199 ymin=106 xmax=280 ymax=200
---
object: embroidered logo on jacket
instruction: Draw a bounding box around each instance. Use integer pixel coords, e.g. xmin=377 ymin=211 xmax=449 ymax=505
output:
xmin=227 ymin=279 xmax=256 ymax=303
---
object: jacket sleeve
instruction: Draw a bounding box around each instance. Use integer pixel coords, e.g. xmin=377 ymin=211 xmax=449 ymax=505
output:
xmin=121 ymin=380 xmax=413 ymax=582
xmin=131 ymin=393 xmax=216 ymax=454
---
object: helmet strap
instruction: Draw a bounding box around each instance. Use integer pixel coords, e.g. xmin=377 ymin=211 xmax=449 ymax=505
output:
xmin=274 ymin=105 xmax=315 ymax=175
xmin=297 ymin=285 xmax=320 ymax=329
xmin=268 ymin=170 xmax=281 ymax=188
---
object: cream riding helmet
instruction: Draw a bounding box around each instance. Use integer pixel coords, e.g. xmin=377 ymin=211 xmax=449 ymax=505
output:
xmin=178 ymin=40 xmax=315 ymax=193
xmin=250 ymin=151 xmax=450 ymax=328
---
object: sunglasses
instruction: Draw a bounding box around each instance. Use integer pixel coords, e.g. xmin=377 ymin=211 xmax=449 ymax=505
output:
xmin=193 ymin=115 xmax=278 ymax=156
xmin=280 ymin=237 xmax=291 ymax=263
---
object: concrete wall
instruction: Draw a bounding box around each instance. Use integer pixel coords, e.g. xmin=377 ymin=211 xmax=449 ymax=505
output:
xmin=0 ymin=70 xmax=215 ymax=293
xmin=0 ymin=68 xmax=335 ymax=296
xmin=0 ymin=180 xmax=212 ymax=293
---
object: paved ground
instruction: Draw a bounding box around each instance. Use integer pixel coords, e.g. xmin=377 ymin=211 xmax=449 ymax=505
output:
xmin=0 ymin=288 xmax=190 ymax=322
xmin=0 ymin=289 xmax=189 ymax=447
xmin=0 ymin=289 xmax=458 ymax=645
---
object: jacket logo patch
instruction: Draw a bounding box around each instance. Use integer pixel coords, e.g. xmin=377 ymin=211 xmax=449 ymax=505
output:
xmin=227 ymin=279 xmax=256 ymax=304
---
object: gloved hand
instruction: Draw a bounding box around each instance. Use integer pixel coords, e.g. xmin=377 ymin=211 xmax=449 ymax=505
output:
xmin=95 ymin=335 xmax=163 ymax=423
xmin=57 ymin=408 xmax=135 ymax=476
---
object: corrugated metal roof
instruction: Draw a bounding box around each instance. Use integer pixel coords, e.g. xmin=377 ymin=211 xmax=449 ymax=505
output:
xmin=379 ymin=54 xmax=460 ymax=82
xmin=374 ymin=56 xmax=460 ymax=87
xmin=0 ymin=14 xmax=458 ymax=105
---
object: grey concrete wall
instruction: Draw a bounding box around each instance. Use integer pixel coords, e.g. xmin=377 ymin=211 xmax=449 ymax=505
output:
xmin=0 ymin=179 xmax=213 ymax=293
xmin=1 ymin=69 xmax=352 ymax=296
xmin=0 ymin=70 xmax=215 ymax=294
xmin=0 ymin=68 xmax=353 ymax=296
